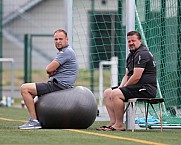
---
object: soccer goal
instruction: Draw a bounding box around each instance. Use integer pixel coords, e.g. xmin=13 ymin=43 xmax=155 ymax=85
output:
xmin=70 ymin=0 xmax=181 ymax=124
xmin=134 ymin=0 xmax=181 ymax=128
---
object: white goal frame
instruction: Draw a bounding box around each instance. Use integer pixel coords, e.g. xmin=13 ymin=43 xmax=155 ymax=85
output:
xmin=0 ymin=58 xmax=15 ymax=100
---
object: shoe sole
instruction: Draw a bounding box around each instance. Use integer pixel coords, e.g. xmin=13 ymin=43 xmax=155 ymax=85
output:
xmin=18 ymin=126 xmax=42 ymax=130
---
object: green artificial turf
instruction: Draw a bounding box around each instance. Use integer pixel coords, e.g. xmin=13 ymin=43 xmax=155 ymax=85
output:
xmin=0 ymin=107 xmax=181 ymax=145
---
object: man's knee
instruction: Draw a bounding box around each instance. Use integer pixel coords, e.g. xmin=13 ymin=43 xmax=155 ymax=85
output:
xmin=20 ymin=84 xmax=26 ymax=91
xmin=111 ymin=89 xmax=125 ymax=101
xmin=103 ymin=88 xmax=112 ymax=96
xmin=20 ymin=83 xmax=32 ymax=93
xmin=20 ymin=83 xmax=37 ymax=97
xmin=103 ymin=88 xmax=112 ymax=101
xmin=20 ymin=84 xmax=29 ymax=95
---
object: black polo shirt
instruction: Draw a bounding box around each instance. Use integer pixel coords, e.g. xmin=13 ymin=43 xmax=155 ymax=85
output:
xmin=126 ymin=44 xmax=157 ymax=96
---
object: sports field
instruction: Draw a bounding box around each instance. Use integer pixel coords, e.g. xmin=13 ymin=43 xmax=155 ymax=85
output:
xmin=0 ymin=107 xmax=180 ymax=145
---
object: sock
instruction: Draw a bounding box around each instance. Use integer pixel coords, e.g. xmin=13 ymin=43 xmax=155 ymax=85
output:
xmin=33 ymin=119 xmax=39 ymax=123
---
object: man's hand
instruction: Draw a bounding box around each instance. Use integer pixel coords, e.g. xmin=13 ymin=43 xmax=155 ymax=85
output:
xmin=47 ymin=70 xmax=57 ymax=77
xmin=46 ymin=60 xmax=60 ymax=77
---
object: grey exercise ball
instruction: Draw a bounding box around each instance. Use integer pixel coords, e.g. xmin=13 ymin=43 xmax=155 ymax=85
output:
xmin=35 ymin=86 xmax=98 ymax=129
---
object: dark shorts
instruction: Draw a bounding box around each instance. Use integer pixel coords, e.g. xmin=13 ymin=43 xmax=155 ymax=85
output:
xmin=36 ymin=81 xmax=67 ymax=96
xmin=112 ymin=84 xmax=157 ymax=102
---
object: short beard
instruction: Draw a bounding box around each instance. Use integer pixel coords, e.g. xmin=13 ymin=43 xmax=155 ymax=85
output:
xmin=56 ymin=47 xmax=62 ymax=51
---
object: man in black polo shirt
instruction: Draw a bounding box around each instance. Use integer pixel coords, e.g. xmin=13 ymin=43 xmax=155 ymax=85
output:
xmin=96 ymin=31 xmax=157 ymax=131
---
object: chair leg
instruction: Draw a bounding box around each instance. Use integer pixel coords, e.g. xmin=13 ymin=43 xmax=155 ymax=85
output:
xmin=159 ymin=103 xmax=163 ymax=132
xmin=130 ymin=102 xmax=135 ymax=132
xmin=150 ymin=104 xmax=160 ymax=119
xmin=145 ymin=103 xmax=149 ymax=130
xmin=144 ymin=102 xmax=147 ymax=129
xmin=124 ymin=102 xmax=130 ymax=113
xmin=150 ymin=103 xmax=163 ymax=132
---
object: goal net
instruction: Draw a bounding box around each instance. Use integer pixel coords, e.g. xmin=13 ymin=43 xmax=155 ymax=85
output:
xmin=72 ymin=0 xmax=181 ymax=125
xmin=135 ymin=0 xmax=181 ymax=125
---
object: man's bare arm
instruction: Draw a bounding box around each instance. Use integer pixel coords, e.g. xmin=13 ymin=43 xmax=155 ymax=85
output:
xmin=46 ymin=60 xmax=60 ymax=77
xmin=119 ymin=68 xmax=129 ymax=87
xmin=124 ymin=67 xmax=144 ymax=87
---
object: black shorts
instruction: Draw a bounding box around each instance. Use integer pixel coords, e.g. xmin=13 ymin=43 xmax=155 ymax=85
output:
xmin=112 ymin=84 xmax=156 ymax=101
xmin=36 ymin=81 xmax=67 ymax=96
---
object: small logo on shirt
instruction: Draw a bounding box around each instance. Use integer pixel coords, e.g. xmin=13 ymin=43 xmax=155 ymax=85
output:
xmin=138 ymin=55 xmax=141 ymax=64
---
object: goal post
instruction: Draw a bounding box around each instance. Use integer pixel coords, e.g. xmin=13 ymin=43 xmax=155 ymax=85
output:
xmin=99 ymin=56 xmax=118 ymax=106
xmin=0 ymin=58 xmax=15 ymax=101
xmin=125 ymin=0 xmax=136 ymax=130
xmin=0 ymin=0 xmax=2 ymax=100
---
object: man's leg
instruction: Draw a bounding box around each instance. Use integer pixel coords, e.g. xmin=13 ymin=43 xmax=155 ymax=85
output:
xmin=20 ymin=83 xmax=37 ymax=120
xmin=18 ymin=83 xmax=42 ymax=129
xmin=107 ymin=88 xmax=125 ymax=130
xmin=103 ymin=88 xmax=116 ymax=126
xmin=96 ymin=88 xmax=116 ymax=130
